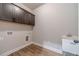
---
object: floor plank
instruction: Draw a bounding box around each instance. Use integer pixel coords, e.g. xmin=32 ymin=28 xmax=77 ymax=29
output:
xmin=9 ymin=44 xmax=62 ymax=56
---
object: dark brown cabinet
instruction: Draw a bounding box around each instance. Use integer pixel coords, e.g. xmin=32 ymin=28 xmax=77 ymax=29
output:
xmin=0 ymin=3 xmax=35 ymax=26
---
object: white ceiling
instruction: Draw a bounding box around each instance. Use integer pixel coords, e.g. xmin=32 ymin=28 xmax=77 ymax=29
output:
xmin=22 ymin=3 xmax=44 ymax=10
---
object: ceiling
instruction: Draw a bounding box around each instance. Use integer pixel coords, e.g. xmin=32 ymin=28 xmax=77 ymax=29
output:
xmin=22 ymin=3 xmax=44 ymax=10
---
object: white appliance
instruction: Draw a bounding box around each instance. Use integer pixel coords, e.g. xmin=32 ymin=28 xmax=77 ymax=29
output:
xmin=62 ymin=36 xmax=79 ymax=56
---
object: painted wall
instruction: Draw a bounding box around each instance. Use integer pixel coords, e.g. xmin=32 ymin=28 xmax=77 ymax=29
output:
xmin=0 ymin=31 xmax=32 ymax=55
xmin=78 ymin=3 xmax=79 ymax=39
xmin=33 ymin=3 xmax=78 ymax=50
xmin=0 ymin=21 xmax=33 ymax=55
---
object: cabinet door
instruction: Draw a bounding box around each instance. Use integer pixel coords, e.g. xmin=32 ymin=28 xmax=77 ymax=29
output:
xmin=1 ymin=3 xmax=13 ymax=21
xmin=0 ymin=4 xmax=4 ymax=19
xmin=24 ymin=13 xmax=35 ymax=25
xmin=0 ymin=3 xmax=35 ymax=26
xmin=24 ymin=12 xmax=30 ymax=25
xmin=30 ymin=14 xmax=35 ymax=25
xmin=11 ymin=4 xmax=25 ymax=24
xmin=28 ymin=13 xmax=33 ymax=25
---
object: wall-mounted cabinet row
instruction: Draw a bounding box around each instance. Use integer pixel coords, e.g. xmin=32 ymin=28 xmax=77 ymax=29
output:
xmin=0 ymin=3 xmax=35 ymax=26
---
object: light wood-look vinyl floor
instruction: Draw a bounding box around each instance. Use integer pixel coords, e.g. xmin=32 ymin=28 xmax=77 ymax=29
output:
xmin=9 ymin=44 xmax=62 ymax=56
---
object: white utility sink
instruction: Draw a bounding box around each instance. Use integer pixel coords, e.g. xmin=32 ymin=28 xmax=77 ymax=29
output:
xmin=62 ymin=36 xmax=79 ymax=56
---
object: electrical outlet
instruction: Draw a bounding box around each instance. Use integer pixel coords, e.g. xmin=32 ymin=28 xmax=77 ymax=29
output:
xmin=26 ymin=36 xmax=29 ymax=41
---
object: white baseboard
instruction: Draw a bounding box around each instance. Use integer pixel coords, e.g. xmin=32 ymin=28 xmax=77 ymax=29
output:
xmin=32 ymin=42 xmax=63 ymax=54
xmin=0 ymin=42 xmax=33 ymax=56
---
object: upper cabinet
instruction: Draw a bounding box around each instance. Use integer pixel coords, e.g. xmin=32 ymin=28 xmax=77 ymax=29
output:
xmin=0 ymin=3 xmax=35 ymax=26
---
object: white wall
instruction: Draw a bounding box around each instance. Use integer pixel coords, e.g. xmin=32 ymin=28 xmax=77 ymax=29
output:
xmin=78 ymin=3 xmax=79 ymax=39
xmin=33 ymin=3 xmax=78 ymax=50
xmin=0 ymin=21 xmax=33 ymax=55
xmin=0 ymin=31 xmax=32 ymax=55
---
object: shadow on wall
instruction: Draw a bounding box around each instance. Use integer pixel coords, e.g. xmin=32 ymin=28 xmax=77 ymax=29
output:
xmin=0 ymin=20 xmax=33 ymax=31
